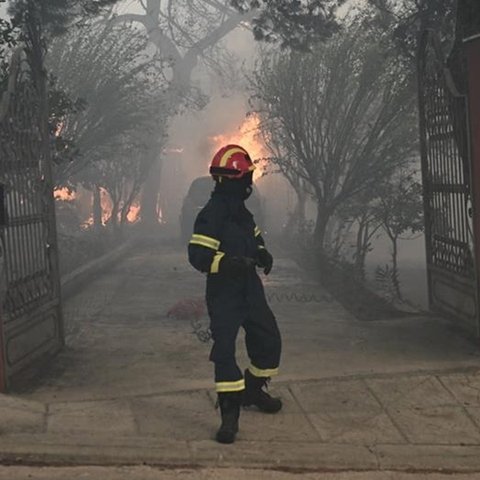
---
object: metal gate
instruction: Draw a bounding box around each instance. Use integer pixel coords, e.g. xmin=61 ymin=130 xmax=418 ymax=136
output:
xmin=0 ymin=45 xmax=64 ymax=390
xmin=418 ymin=30 xmax=478 ymax=333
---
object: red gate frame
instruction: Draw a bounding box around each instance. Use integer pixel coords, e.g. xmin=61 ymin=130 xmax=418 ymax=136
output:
xmin=0 ymin=290 xmax=5 ymax=391
xmin=466 ymin=34 xmax=480 ymax=335
xmin=0 ymin=313 xmax=4 ymax=392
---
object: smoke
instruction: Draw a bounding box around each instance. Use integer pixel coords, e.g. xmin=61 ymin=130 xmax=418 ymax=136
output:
xmin=159 ymin=94 xmax=250 ymax=224
xmin=159 ymin=22 xmax=268 ymax=227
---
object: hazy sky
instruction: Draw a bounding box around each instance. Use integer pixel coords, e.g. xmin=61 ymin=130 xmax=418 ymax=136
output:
xmin=0 ymin=4 xmax=7 ymax=19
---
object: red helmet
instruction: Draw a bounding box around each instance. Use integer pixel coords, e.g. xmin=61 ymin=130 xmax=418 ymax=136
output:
xmin=209 ymin=144 xmax=256 ymax=180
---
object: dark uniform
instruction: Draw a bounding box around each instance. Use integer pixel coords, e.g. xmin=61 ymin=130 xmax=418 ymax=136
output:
xmin=188 ymin=189 xmax=282 ymax=394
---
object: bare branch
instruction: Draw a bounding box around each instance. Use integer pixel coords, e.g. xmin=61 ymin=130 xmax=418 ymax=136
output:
xmin=188 ymin=9 xmax=254 ymax=57
xmin=111 ymin=13 xmax=146 ymax=25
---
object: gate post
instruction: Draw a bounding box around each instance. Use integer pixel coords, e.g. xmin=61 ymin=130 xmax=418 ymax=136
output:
xmin=0 ymin=319 xmax=5 ymax=393
xmin=0 ymin=237 xmax=6 ymax=392
xmin=0 ymin=301 xmax=5 ymax=392
xmin=466 ymin=34 xmax=480 ymax=335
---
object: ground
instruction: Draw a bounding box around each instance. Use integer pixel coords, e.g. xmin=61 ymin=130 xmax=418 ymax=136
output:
xmin=1 ymin=467 xmax=480 ymax=479
xmin=2 ymin=241 xmax=480 ymax=478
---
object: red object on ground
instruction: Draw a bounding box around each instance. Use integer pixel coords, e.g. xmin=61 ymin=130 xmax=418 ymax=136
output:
xmin=167 ymin=297 xmax=207 ymax=320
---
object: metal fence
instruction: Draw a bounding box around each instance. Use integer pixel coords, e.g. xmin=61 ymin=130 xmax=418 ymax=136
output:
xmin=0 ymin=45 xmax=63 ymax=389
xmin=418 ymin=30 xmax=478 ymax=331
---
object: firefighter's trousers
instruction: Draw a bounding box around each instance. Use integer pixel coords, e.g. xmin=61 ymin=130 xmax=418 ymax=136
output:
xmin=206 ymin=270 xmax=281 ymax=393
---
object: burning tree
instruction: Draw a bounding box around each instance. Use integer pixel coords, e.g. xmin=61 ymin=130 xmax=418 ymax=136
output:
xmin=251 ymin=24 xmax=418 ymax=252
xmin=47 ymin=20 xmax=166 ymax=183
xmin=111 ymin=0 xmax=256 ymax=225
xmin=46 ymin=20 xmax=168 ymax=230
xmin=85 ymin=133 xmax=166 ymax=231
xmin=107 ymin=0 xmax=365 ymax=226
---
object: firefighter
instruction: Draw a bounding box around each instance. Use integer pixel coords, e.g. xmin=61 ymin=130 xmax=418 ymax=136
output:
xmin=188 ymin=144 xmax=282 ymax=444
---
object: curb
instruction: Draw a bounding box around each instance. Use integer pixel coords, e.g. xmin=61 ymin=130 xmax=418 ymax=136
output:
xmin=2 ymin=434 xmax=480 ymax=472
xmin=60 ymin=241 xmax=132 ymax=300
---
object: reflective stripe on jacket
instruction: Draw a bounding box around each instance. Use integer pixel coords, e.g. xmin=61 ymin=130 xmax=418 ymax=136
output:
xmin=188 ymin=192 xmax=265 ymax=275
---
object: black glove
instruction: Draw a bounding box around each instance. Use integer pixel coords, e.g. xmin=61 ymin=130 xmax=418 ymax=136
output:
xmin=256 ymin=248 xmax=273 ymax=275
xmin=220 ymin=255 xmax=256 ymax=277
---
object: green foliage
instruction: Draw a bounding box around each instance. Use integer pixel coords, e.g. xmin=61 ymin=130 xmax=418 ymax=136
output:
xmin=252 ymin=21 xmax=418 ymax=249
xmin=367 ymin=0 xmax=456 ymax=64
xmin=47 ymin=19 xmax=168 ymax=229
xmin=375 ymin=263 xmax=400 ymax=301
xmin=0 ymin=0 xmax=122 ymax=134
xmin=47 ymin=20 xmax=166 ymax=183
xmin=0 ymin=3 xmax=18 ymax=94
xmin=8 ymin=0 xmax=120 ymax=37
xmin=230 ymin=0 xmax=342 ymax=50
xmin=375 ymin=173 xmax=424 ymax=242
xmin=372 ymin=172 xmax=424 ymax=299
xmin=0 ymin=16 xmax=17 ymax=47
xmin=48 ymin=74 xmax=86 ymax=167
xmin=48 ymin=75 xmax=86 ymax=122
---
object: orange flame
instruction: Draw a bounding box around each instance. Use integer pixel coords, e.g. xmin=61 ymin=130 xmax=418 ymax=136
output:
xmin=54 ymin=187 xmax=75 ymax=201
xmin=126 ymin=203 xmax=141 ymax=223
xmin=100 ymin=188 xmax=111 ymax=224
xmin=54 ymin=121 xmax=65 ymax=138
xmin=82 ymin=189 xmax=143 ymax=229
xmin=210 ymin=114 xmax=267 ymax=181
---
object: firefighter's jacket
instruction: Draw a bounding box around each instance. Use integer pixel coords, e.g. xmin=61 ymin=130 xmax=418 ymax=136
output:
xmin=188 ymin=191 xmax=265 ymax=284
xmin=188 ymin=189 xmax=281 ymax=388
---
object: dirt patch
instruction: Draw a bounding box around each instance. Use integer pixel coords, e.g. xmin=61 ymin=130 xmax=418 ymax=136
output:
xmin=297 ymin=252 xmax=411 ymax=322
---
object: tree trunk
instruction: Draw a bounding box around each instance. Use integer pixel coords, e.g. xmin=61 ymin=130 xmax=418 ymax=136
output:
xmin=93 ymin=185 xmax=102 ymax=230
xmin=140 ymin=157 xmax=162 ymax=227
xmin=120 ymin=199 xmax=135 ymax=226
xmin=120 ymin=184 xmax=140 ymax=226
xmin=354 ymin=220 xmax=368 ymax=279
xmin=109 ymin=193 xmax=120 ymax=232
xmin=285 ymin=188 xmax=307 ymax=235
xmin=120 ymin=204 xmax=129 ymax=226
xmin=296 ymin=190 xmax=307 ymax=226
xmin=314 ymin=204 xmax=331 ymax=252
xmin=391 ymin=237 xmax=402 ymax=300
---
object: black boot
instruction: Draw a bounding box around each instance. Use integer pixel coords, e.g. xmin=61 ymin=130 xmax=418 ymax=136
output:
xmin=216 ymin=391 xmax=242 ymax=444
xmin=243 ymin=369 xmax=282 ymax=414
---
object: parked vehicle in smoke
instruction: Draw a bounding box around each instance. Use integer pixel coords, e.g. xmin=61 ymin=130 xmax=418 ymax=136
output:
xmin=180 ymin=176 xmax=265 ymax=244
